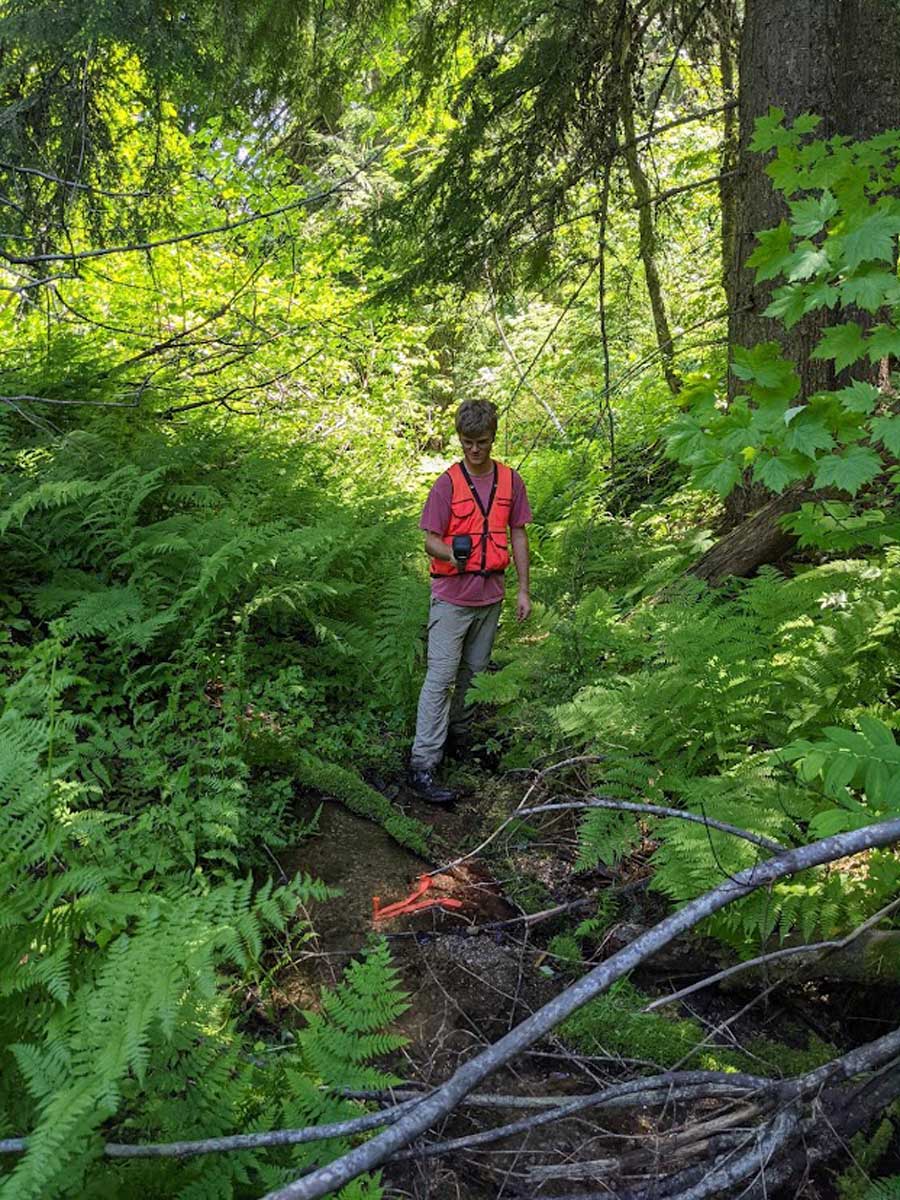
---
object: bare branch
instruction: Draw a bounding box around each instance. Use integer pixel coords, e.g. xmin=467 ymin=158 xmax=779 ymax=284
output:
xmin=0 ymin=158 xmax=158 ymax=198
xmin=260 ymin=817 xmax=900 ymax=1200
xmin=516 ymin=796 xmax=787 ymax=853
xmin=0 ymin=1099 xmax=422 ymax=1162
xmin=0 ymin=394 xmax=140 ymax=409
xmin=485 ymin=263 xmax=569 ymax=438
xmin=635 ymin=169 xmax=740 ymax=209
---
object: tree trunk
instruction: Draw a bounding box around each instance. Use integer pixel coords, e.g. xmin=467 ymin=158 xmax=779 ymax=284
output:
xmin=619 ymin=7 xmax=681 ymax=396
xmin=685 ymin=0 xmax=900 ymax=579
xmin=717 ymin=0 xmax=739 ymax=309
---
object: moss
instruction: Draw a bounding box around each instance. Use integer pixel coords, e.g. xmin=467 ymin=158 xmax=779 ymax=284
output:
xmin=502 ymin=874 xmax=553 ymax=915
xmin=245 ymin=731 xmax=432 ymax=856
xmin=560 ymin=979 xmax=708 ymax=1067
xmin=560 ymin=978 xmax=838 ymax=1076
xmin=295 ymin=754 xmax=431 ymax=856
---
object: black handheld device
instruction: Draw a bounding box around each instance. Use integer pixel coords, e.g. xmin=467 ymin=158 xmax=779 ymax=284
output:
xmin=451 ymin=534 xmax=472 ymax=572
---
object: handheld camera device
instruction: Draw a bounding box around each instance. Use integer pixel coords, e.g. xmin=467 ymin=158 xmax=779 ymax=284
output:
xmin=451 ymin=534 xmax=473 ymax=572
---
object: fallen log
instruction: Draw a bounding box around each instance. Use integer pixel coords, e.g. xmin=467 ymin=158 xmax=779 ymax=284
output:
xmin=687 ymin=484 xmax=810 ymax=585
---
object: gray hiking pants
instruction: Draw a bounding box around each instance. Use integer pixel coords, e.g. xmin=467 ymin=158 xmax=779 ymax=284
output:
xmin=410 ymin=597 xmax=502 ymax=770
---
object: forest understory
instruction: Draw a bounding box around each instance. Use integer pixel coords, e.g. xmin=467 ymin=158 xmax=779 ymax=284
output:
xmin=3 ymin=1 xmax=900 ymax=1198
xmin=238 ymin=767 xmax=900 ymax=1200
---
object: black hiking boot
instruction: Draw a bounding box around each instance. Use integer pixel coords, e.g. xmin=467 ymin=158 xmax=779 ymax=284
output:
xmin=406 ymin=767 xmax=456 ymax=805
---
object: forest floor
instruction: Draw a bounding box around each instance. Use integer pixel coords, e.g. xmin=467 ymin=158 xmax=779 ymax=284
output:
xmin=252 ymin=778 xmax=899 ymax=1200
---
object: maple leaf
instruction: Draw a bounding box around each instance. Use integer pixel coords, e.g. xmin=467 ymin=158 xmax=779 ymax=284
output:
xmin=792 ymin=113 xmax=822 ymax=136
xmin=840 ymin=210 xmax=900 ymax=270
xmin=731 ymin=343 xmax=798 ymax=396
xmin=787 ymin=242 xmax=830 ymax=281
xmin=813 ymin=445 xmax=882 ymax=495
xmin=785 ymin=412 xmax=836 ymax=457
xmin=764 ymin=286 xmax=807 ymax=329
xmin=840 ymin=269 xmax=900 ymax=313
xmin=665 ymin=414 xmax=711 ymax=464
xmin=834 ymin=380 xmax=880 ymax=414
xmin=869 ymin=414 xmax=900 ymax=456
xmin=767 ymin=149 xmax=802 ymax=193
xmin=746 ymin=222 xmax=793 ymax=282
xmin=789 ymin=190 xmax=838 ymax=236
xmin=749 ymin=107 xmax=789 ymax=153
xmin=866 ymin=324 xmax=900 ymax=361
xmin=808 ymin=143 xmax=853 ymax=190
xmin=812 ymin=322 xmax=867 ymax=371
xmin=693 ymin=455 xmax=742 ymax=496
xmin=753 ymin=452 xmax=810 ymax=492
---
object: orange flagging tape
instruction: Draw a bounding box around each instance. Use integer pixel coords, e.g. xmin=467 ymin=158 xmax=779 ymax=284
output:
xmin=372 ymin=873 xmax=465 ymax=924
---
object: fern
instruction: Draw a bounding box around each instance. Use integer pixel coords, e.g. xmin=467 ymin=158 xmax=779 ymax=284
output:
xmin=862 ymin=1180 xmax=900 ymax=1200
xmin=372 ymin=571 xmax=428 ymax=716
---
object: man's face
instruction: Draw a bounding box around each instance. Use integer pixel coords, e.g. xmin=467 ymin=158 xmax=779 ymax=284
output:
xmin=459 ymin=431 xmax=495 ymax=471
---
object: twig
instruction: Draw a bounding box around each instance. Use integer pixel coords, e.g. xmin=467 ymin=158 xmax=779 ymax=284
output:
xmin=664 ymin=1106 xmax=800 ymax=1200
xmin=0 ymin=151 xmax=383 ymax=265
xmin=515 ymin=797 xmax=786 ymax=853
xmin=389 ymin=1081 xmax=768 ymax=1163
xmin=426 ymin=755 xmax=604 ymax=877
xmin=0 ymin=158 xmax=158 ymax=198
xmin=0 ymin=1099 xmax=422 ymax=1161
xmin=635 ymin=169 xmax=739 ymax=209
xmin=343 ymin=1071 xmax=768 ymax=1111
xmin=485 ymin=263 xmax=568 ymax=438
xmin=0 ymin=393 xmax=140 ymax=409
xmin=644 ymin=894 xmax=900 ymax=1011
xmin=503 ymin=263 xmax=598 ymax=424
xmin=258 ymin=818 xmax=900 ymax=1200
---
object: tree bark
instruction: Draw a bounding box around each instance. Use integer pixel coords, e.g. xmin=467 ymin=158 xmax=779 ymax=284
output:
xmin=717 ymin=0 xmax=739 ymax=309
xmin=687 ymin=485 xmax=811 ymax=584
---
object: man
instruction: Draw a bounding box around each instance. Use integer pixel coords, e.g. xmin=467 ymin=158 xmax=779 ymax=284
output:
xmin=408 ymin=398 xmax=532 ymax=803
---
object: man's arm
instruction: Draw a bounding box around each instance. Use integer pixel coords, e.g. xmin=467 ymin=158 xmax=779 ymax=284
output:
xmin=424 ymin=531 xmax=456 ymax=564
xmin=510 ymin=526 xmax=532 ymax=621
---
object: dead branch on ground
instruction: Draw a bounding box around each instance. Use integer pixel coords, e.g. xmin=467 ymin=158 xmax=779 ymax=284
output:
xmin=259 ymin=817 xmax=900 ymax=1200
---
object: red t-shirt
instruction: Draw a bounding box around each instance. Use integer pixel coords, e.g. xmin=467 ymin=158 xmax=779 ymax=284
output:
xmin=419 ymin=463 xmax=532 ymax=606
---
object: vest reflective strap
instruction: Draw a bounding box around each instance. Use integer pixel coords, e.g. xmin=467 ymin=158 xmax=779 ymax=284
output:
xmin=430 ymin=461 xmax=513 ymax=577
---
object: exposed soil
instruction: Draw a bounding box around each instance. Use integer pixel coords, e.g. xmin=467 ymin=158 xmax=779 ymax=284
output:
xmin=259 ymin=788 xmax=899 ymax=1200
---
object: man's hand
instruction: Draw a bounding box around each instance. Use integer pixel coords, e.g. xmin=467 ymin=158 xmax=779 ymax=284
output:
xmin=516 ymin=589 xmax=532 ymax=622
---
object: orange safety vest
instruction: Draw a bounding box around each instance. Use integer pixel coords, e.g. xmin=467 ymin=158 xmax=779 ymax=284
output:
xmin=431 ymin=460 xmax=514 ymax=577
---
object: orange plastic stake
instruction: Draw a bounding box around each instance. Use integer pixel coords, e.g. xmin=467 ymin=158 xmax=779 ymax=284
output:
xmin=372 ymin=873 xmax=464 ymax=923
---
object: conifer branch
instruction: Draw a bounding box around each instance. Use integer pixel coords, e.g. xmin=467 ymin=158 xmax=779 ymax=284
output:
xmin=0 ymin=151 xmax=383 ymax=265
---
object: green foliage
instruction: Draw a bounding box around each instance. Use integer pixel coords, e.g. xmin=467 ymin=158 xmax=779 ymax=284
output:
xmin=836 ymin=1107 xmax=900 ymax=1200
xmin=668 ymin=114 xmax=900 ymax=530
xmin=2 ymin=11 xmax=899 ymax=1194
xmin=782 ymin=716 xmax=900 ymax=837
xmin=481 ymin=555 xmax=900 ymax=950
xmin=560 ymin=978 xmax=835 ymax=1075
xmin=860 ymin=1180 xmax=900 ymax=1200
xmin=0 ymin=411 xmax=434 ymax=1197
